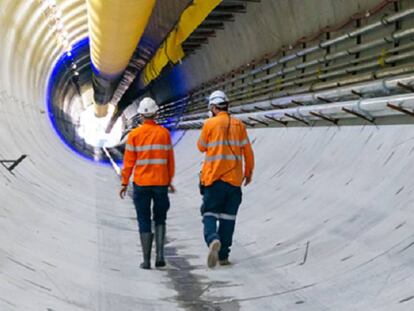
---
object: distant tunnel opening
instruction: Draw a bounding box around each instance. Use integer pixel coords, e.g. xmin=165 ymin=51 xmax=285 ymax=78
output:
xmin=47 ymin=37 xmax=125 ymax=163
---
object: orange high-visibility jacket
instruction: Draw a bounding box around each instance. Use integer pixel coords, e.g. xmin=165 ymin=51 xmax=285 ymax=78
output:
xmin=121 ymin=120 xmax=175 ymax=186
xmin=197 ymin=112 xmax=254 ymax=187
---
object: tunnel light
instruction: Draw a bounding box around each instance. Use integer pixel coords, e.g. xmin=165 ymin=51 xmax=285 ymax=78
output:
xmin=71 ymin=63 xmax=77 ymax=70
xmin=45 ymin=0 xmax=56 ymax=7
xmin=39 ymin=1 xmax=50 ymax=11
xmin=36 ymin=0 xmax=70 ymax=53
xmin=40 ymin=0 xmax=56 ymax=12
xmin=60 ymin=32 xmax=69 ymax=42
xmin=78 ymin=104 xmax=123 ymax=149
xmin=54 ymin=10 xmax=62 ymax=19
xmin=56 ymin=21 xmax=64 ymax=31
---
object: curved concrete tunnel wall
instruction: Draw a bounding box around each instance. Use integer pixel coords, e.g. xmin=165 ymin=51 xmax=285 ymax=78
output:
xmin=152 ymin=0 xmax=386 ymax=100
xmin=170 ymin=126 xmax=414 ymax=310
xmin=1 ymin=0 xmax=414 ymax=310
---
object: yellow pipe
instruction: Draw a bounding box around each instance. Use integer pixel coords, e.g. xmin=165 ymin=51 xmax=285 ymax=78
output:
xmin=86 ymin=0 xmax=156 ymax=115
xmin=87 ymin=0 xmax=155 ymax=78
xmin=94 ymin=101 xmax=109 ymax=117
xmin=140 ymin=0 xmax=222 ymax=86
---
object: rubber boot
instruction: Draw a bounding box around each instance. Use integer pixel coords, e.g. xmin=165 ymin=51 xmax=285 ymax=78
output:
xmin=155 ymin=225 xmax=166 ymax=268
xmin=139 ymin=232 xmax=153 ymax=269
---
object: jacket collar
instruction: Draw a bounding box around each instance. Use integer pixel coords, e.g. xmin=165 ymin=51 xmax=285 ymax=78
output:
xmin=216 ymin=111 xmax=229 ymax=117
xmin=143 ymin=119 xmax=156 ymax=125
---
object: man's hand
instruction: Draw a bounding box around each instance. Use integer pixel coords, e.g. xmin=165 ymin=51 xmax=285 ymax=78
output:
xmin=243 ymin=175 xmax=252 ymax=186
xmin=119 ymin=185 xmax=128 ymax=199
xmin=168 ymin=184 xmax=176 ymax=193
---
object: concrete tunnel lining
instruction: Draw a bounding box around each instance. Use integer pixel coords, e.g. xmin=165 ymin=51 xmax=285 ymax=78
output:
xmin=1 ymin=0 xmax=414 ymax=310
xmin=2 ymin=119 xmax=414 ymax=309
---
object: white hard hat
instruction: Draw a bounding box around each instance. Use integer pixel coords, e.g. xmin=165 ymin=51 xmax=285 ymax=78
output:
xmin=137 ymin=97 xmax=159 ymax=116
xmin=208 ymin=90 xmax=229 ymax=109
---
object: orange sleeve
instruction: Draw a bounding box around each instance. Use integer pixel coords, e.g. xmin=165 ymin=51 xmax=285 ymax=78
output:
xmin=241 ymin=125 xmax=254 ymax=178
xmin=121 ymin=132 xmax=137 ymax=185
xmin=197 ymin=122 xmax=209 ymax=153
xmin=167 ymin=131 xmax=175 ymax=184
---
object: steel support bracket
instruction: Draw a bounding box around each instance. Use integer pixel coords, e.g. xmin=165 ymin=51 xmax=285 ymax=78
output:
xmin=285 ymin=113 xmax=310 ymax=126
xmin=316 ymin=96 xmax=332 ymax=103
xmin=291 ymin=100 xmax=304 ymax=106
xmin=270 ymin=103 xmax=284 ymax=109
xmin=309 ymin=111 xmax=339 ymax=125
xmin=254 ymin=106 xmax=267 ymax=111
xmin=342 ymin=107 xmax=376 ymax=124
xmin=264 ymin=115 xmax=288 ymax=126
xmin=242 ymin=120 xmax=256 ymax=127
xmin=387 ymin=103 xmax=414 ymax=117
xmin=248 ymin=116 xmax=269 ymax=126
xmin=397 ymin=82 xmax=414 ymax=93
xmin=351 ymin=90 xmax=363 ymax=98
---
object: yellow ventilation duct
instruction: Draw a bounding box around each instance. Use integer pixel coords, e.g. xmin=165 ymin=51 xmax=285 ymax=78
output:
xmin=140 ymin=0 xmax=222 ymax=87
xmin=86 ymin=0 xmax=156 ymax=116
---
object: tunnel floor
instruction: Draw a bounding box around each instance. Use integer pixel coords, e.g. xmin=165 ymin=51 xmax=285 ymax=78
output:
xmin=2 ymin=125 xmax=414 ymax=310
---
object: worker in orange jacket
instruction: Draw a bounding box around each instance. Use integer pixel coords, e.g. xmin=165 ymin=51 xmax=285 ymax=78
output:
xmin=120 ymin=97 xmax=175 ymax=269
xmin=198 ymin=90 xmax=255 ymax=268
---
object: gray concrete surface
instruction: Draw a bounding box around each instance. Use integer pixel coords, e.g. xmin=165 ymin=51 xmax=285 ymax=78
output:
xmin=2 ymin=116 xmax=414 ymax=309
xmin=168 ymin=125 xmax=414 ymax=310
xmin=154 ymin=0 xmax=394 ymax=100
xmin=0 ymin=107 xmax=180 ymax=310
xmin=1 ymin=1 xmax=414 ymax=310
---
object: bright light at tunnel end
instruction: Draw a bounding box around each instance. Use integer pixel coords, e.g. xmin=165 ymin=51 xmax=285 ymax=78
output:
xmin=78 ymin=104 xmax=123 ymax=148
xmin=46 ymin=37 xmax=122 ymax=166
xmin=46 ymin=37 xmax=181 ymax=165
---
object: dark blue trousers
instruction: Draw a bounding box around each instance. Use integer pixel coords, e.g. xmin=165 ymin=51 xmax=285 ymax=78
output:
xmin=201 ymin=180 xmax=242 ymax=260
xmin=133 ymin=184 xmax=170 ymax=233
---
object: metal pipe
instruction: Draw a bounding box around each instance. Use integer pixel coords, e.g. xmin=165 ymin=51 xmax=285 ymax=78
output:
xmin=86 ymin=0 xmax=156 ymax=117
xmin=159 ymin=11 xmax=414 ymax=124
xmin=227 ymin=60 xmax=412 ymax=110
xmin=178 ymin=93 xmax=414 ymax=128
xmin=189 ymin=8 xmax=414 ymax=100
xmin=138 ymin=0 xmax=222 ymax=88
xmin=188 ymin=28 xmax=414 ymax=109
xmin=184 ymin=60 xmax=414 ymax=118
xmin=254 ymin=29 xmax=414 ymax=84
xmin=178 ymin=73 xmax=414 ymax=122
xmin=227 ymin=41 xmax=414 ymax=105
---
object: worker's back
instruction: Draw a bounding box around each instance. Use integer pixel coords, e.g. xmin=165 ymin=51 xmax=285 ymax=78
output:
xmin=198 ymin=111 xmax=254 ymax=187
xmin=122 ymin=119 xmax=175 ymax=187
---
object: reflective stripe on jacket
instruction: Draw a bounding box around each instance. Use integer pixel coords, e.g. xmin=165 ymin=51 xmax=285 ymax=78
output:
xmin=197 ymin=112 xmax=254 ymax=187
xmin=122 ymin=120 xmax=175 ymax=186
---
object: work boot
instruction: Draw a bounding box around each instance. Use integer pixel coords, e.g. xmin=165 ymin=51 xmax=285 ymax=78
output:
xmin=219 ymin=259 xmax=231 ymax=266
xmin=139 ymin=232 xmax=153 ymax=270
xmin=207 ymin=239 xmax=221 ymax=268
xmin=155 ymin=225 xmax=166 ymax=268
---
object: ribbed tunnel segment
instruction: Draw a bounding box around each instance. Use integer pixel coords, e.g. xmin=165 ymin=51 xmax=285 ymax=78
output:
xmin=1 ymin=0 xmax=414 ymax=310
